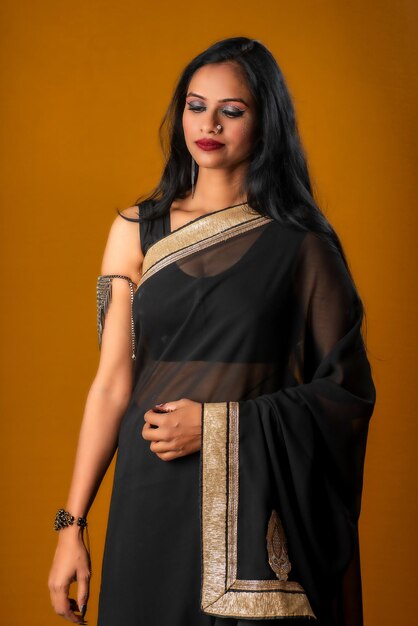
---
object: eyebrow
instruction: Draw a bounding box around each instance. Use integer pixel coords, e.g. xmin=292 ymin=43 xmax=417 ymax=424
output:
xmin=186 ymin=92 xmax=249 ymax=106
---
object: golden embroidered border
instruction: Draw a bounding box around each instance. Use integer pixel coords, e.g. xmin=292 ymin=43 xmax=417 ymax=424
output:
xmin=226 ymin=401 xmax=239 ymax=587
xmin=201 ymin=402 xmax=228 ymax=604
xmin=136 ymin=204 xmax=273 ymax=290
xmin=201 ymin=401 xmax=316 ymax=619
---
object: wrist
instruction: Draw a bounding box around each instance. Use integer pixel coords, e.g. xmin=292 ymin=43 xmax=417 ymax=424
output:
xmin=58 ymin=526 xmax=84 ymax=545
xmin=54 ymin=507 xmax=88 ymax=532
xmin=53 ymin=507 xmax=91 ymax=557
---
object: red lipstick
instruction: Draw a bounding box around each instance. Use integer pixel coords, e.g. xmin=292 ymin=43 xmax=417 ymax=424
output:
xmin=196 ymin=139 xmax=225 ymax=151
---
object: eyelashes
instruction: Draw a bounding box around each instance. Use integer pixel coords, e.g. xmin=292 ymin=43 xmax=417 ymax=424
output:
xmin=186 ymin=104 xmax=245 ymax=119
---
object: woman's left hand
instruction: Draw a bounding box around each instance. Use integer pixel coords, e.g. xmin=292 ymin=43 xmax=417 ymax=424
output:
xmin=141 ymin=398 xmax=202 ymax=461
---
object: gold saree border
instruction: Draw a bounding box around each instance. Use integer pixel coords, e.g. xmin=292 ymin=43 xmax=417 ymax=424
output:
xmin=136 ymin=204 xmax=273 ymax=290
xmin=200 ymin=401 xmax=316 ymax=619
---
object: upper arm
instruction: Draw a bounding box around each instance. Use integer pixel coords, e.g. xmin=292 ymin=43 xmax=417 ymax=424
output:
xmin=94 ymin=206 xmax=143 ymax=394
xmin=101 ymin=206 xmax=143 ymax=279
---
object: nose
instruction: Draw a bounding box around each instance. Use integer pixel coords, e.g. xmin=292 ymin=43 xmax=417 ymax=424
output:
xmin=200 ymin=109 xmax=221 ymax=134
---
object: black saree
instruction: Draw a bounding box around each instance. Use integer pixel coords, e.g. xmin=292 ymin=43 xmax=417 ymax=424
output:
xmin=97 ymin=202 xmax=376 ymax=626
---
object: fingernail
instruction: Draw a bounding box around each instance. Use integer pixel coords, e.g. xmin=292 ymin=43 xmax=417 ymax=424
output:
xmin=155 ymin=402 xmax=165 ymax=406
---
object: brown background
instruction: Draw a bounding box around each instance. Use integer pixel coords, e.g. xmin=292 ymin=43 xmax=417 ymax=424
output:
xmin=0 ymin=1 xmax=416 ymax=625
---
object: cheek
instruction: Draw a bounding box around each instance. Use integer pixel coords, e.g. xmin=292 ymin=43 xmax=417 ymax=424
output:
xmin=182 ymin=110 xmax=191 ymax=137
xmin=232 ymin=118 xmax=257 ymax=148
xmin=182 ymin=110 xmax=197 ymax=136
xmin=182 ymin=110 xmax=189 ymax=134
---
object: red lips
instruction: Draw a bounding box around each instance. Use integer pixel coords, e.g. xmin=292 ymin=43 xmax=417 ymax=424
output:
xmin=196 ymin=139 xmax=224 ymax=150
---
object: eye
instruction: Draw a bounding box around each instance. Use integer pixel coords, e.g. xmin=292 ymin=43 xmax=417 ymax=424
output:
xmin=222 ymin=108 xmax=245 ymax=118
xmin=187 ymin=103 xmax=205 ymax=113
xmin=186 ymin=102 xmax=245 ymax=118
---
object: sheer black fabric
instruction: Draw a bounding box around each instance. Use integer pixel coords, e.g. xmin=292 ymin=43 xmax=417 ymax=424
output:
xmin=97 ymin=204 xmax=375 ymax=626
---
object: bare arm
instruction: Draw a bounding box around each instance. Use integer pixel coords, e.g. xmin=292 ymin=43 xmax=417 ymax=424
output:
xmin=48 ymin=206 xmax=143 ymax=624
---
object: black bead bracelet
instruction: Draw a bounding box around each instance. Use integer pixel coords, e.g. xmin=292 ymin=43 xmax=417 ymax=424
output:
xmin=54 ymin=508 xmax=88 ymax=531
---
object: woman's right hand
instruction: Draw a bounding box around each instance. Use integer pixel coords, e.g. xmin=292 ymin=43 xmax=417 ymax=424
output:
xmin=48 ymin=528 xmax=91 ymax=624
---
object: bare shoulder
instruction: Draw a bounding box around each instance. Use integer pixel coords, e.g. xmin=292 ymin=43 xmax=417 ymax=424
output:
xmin=119 ymin=205 xmax=141 ymax=220
xmin=101 ymin=205 xmax=143 ymax=284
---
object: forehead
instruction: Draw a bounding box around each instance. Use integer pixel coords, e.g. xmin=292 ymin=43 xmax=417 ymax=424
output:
xmin=187 ymin=62 xmax=252 ymax=101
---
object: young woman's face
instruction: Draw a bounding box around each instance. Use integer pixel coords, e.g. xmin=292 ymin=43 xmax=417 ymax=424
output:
xmin=182 ymin=62 xmax=258 ymax=171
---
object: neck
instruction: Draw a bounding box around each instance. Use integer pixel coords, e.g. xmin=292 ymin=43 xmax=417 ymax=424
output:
xmin=191 ymin=161 xmax=248 ymax=210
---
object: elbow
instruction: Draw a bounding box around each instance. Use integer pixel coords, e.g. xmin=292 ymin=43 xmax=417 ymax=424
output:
xmin=90 ymin=376 xmax=133 ymax=411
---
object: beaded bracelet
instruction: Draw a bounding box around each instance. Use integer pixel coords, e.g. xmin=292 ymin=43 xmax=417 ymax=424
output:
xmin=54 ymin=508 xmax=88 ymax=531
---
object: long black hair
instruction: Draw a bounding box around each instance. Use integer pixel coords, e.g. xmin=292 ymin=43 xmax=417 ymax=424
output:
xmin=122 ymin=36 xmax=368 ymax=337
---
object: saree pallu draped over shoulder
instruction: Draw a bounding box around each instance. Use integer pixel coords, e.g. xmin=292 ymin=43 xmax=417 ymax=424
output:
xmin=98 ymin=203 xmax=375 ymax=626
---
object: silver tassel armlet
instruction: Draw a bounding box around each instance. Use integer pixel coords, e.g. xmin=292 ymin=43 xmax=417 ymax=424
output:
xmin=96 ymin=274 xmax=137 ymax=360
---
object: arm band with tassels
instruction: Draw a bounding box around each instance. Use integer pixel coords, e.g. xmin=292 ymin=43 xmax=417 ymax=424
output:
xmin=96 ymin=274 xmax=137 ymax=360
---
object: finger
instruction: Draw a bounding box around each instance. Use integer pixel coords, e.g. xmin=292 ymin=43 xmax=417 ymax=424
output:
xmin=77 ymin=571 xmax=91 ymax=618
xmin=50 ymin=586 xmax=80 ymax=623
xmin=142 ymin=423 xmax=169 ymax=441
xmin=150 ymin=440 xmax=182 ymax=453
xmin=153 ymin=400 xmax=179 ymax=411
xmin=69 ymin=598 xmax=87 ymax=624
xmin=142 ymin=421 xmax=158 ymax=434
xmin=70 ymin=599 xmax=87 ymax=624
xmin=159 ymin=402 xmax=177 ymax=411
xmin=143 ymin=410 xmax=164 ymax=426
xmin=157 ymin=450 xmax=181 ymax=461
xmin=142 ymin=422 xmax=157 ymax=441
xmin=152 ymin=404 xmax=169 ymax=413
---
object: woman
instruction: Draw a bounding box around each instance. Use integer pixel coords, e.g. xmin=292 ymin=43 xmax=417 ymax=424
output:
xmin=48 ymin=37 xmax=376 ymax=626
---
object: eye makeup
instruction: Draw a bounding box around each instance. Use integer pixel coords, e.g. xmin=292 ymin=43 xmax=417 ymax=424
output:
xmin=186 ymin=101 xmax=245 ymax=118
xmin=186 ymin=91 xmax=249 ymax=106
